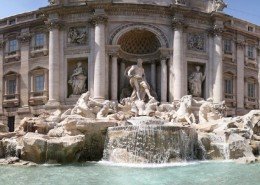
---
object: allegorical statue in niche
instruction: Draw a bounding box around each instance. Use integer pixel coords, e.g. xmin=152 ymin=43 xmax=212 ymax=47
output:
xmin=126 ymin=58 xmax=154 ymax=101
xmin=188 ymin=66 xmax=206 ymax=97
xmin=68 ymin=62 xmax=87 ymax=95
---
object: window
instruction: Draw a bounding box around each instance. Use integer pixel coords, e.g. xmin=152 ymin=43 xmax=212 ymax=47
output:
xmin=225 ymin=79 xmax=233 ymax=95
xmin=248 ymin=45 xmax=255 ymax=59
xmin=248 ymin=26 xmax=254 ymax=32
xmin=9 ymin=39 xmax=18 ymax=53
xmin=248 ymin=83 xmax=255 ymax=98
xmin=7 ymin=79 xmax=16 ymax=95
xmin=35 ymin=75 xmax=44 ymax=92
xmin=35 ymin=33 xmax=45 ymax=48
xmin=224 ymin=39 xmax=232 ymax=54
xmin=9 ymin=19 xmax=16 ymax=25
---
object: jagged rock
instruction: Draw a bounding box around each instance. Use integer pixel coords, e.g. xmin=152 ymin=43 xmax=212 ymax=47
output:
xmin=21 ymin=133 xmax=85 ymax=163
xmin=0 ymin=141 xmax=3 ymax=158
xmin=46 ymin=135 xmax=85 ymax=163
xmin=228 ymin=133 xmax=255 ymax=159
xmin=195 ymin=123 xmax=219 ymax=133
xmin=16 ymin=117 xmax=55 ymax=135
xmin=0 ymin=132 xmax=16 ymax=140
xmin=46 ymin=109 xmax=62 ymax=123
xmin=21 ymin=133 xmax=49 ymax=163
xmin=250 ymin=140 xmax=260 ymax=156
xmin=0 ymin=123 xmax=8 ymax=132
xmin=198 ymin=132 xmax=228 ymax=160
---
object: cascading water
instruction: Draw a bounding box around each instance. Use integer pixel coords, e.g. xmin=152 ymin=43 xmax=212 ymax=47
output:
xmin=208 ymin=134 xmax=230 ymax=160
xmin=102 ymin=117 xmax=200 ymax=164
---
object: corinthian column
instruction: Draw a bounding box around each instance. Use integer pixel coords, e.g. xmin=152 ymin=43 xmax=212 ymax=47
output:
xmin=151 ymin=63 xmax=156 ymax=91
xmin=161 ymin=58 xmax=167 ymax=102
xmin=111 ymin=54 xmax=118 ymax=101
xmin=45 ymin=18 xmax=62 ymax=106
xmin=210 ymin=25 xmax=224 ymax=103
xmin=172 ymin=16 xmax=186 ymax=101
xmin=89 ymin=10 xmax=108 ymax=101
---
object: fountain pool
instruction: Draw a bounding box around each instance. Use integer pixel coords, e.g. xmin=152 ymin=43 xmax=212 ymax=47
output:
xmin=0 ymin=162 xmax=259 ymax=185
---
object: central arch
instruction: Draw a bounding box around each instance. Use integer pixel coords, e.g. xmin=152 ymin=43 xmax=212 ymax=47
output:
xmin=108 ymin=24 xmax=169 ymax=101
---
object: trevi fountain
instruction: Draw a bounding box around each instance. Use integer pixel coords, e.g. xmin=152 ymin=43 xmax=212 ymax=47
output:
xmin=0 ymin=58 xmax=260 ymax=185
xmin=0 ymin=0 xmax=260 ymax=184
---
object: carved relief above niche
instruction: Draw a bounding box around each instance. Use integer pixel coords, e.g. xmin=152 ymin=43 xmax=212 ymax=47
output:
xmin=67 ymin=27 xmax=88 ymax=45
xmin=187 ymin=33 xmax=205 ymax=52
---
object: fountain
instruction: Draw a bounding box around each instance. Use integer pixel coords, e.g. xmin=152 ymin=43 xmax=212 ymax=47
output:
xmin=0 ymin=59 xmax=259 ymax=165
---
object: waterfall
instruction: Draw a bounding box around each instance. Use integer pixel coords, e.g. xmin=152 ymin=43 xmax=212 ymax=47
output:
xmin=2 ymin=138 xmax=19 ymax=158
xmin=103 ymin=125 xmax=198 ymax=164
xmin=208 ymin=134 xmax=230 ymax=160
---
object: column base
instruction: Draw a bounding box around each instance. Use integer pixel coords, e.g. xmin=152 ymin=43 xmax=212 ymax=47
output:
xmin=93 ymin=96 xmax=105 ymax=102
xmin=17 ymin=106 xmax=30 ymax=114
xmin=45 ymin=100 xmax=60 ymax=109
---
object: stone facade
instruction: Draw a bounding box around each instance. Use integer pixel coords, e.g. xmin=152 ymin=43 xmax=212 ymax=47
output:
xmin=0 ymin=0 xmax=259 ymax=130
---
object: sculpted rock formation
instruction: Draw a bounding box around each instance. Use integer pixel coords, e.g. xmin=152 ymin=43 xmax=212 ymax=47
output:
xmin=0 ymin=84 xmax=259 ymax=164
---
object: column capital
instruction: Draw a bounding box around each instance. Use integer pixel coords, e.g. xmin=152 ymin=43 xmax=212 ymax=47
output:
xmin=159 ymin=47 xmax=172 ymax=60
xmin=207 ymin=25 xmax=224 ymax=37
xmin=88 ymin=15 xmax=108 ymax=27
xmin=17 ymin=33 xmax=32 ymax=44
xmin=236 ymin=40 xmax=246 ymax=49
xmin=171 ymin=17 xmax=187 ymax=30
xmin=106 ymin=45 xmax=120 ymax=57
xmin=45 ymin=19 xmax=64 ymax=30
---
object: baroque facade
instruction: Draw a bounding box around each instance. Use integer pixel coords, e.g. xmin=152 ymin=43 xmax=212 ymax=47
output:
xmin=0 ymin=0 xmax=259 ymax=130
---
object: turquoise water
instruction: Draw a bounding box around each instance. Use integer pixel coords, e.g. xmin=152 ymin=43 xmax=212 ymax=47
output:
xmin=0 ymin=161 xmax=259 ymax=185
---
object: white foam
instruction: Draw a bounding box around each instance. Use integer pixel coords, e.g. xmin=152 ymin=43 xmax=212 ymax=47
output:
xmin=97 ymin=160 xmax=200 ymax=168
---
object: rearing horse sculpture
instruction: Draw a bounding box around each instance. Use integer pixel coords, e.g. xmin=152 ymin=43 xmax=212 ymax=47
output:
xmin=171 ymin=95 xmax=196 ymax=124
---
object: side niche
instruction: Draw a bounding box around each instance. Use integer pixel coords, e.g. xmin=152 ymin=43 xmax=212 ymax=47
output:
xmin=67 ymin=27 xmax=88 ymax=45
xmin=67 ymin=59 xmax=88 ymax=98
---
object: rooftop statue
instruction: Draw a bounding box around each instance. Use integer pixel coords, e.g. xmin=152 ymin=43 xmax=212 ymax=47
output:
xmin=213 ymin=0 xmax=227 ymax=12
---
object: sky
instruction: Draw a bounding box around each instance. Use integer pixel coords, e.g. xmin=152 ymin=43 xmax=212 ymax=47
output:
xmin=0 ymin=0 xmax=259 ymax=25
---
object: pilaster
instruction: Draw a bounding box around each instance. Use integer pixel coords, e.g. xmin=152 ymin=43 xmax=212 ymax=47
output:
xmin=0 ymin=35 xmax=4 ymax=114
xmin=17 ymin=29 xmax=31 ymax=111
xmin=236 ymin=36 xmax=245 ymax=110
